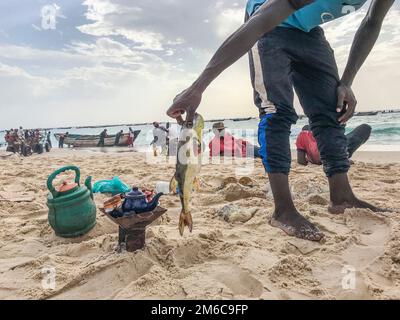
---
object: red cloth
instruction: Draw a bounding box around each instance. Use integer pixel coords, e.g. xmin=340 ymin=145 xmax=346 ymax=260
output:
xmin=296 ymin=131 xmax=321 ymax=165
xmin=209 ymin=133 xmax=248 ymax=157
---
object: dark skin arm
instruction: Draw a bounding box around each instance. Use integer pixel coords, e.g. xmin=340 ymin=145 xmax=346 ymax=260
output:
xmin=167 ymin=0 xmax=315 ymax=124
xmin=337 ymin=0 xmax=395 ymax=125
xmin=297 ymin=150 xmax=308 ymax=166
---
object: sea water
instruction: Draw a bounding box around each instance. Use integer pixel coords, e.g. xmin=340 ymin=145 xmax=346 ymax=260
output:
xmin=1 ymin=113 xmax=400 ymax=152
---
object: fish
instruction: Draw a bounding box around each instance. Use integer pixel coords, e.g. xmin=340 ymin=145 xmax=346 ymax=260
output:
xmin=170 ymin=113 xmax=204 ymax=236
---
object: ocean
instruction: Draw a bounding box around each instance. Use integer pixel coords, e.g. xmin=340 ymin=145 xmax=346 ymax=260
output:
xmin=1 ymin=112 xmax=400 ymax=152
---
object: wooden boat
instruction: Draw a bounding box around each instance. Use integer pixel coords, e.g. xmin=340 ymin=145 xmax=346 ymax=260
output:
xmin=355 ymin=111 xmax=379 ymax=117
xmin=232 ymin=117 xmax=253 ymax=122
xmin=54 ymin=130 xmax=141 ymax=148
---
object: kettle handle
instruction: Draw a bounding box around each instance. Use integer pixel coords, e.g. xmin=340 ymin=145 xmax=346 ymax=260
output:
xmin=47 ymin=166 xmax=81 ymax=198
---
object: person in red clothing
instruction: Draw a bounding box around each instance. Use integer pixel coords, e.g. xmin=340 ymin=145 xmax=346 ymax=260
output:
xmin=209 ymin=122 xmax=261 ymax=158
xmin=297 ymin=124 xmax=372 ymax=166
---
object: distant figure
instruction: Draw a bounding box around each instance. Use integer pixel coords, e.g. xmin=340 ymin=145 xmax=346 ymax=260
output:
xmin=150 ymin=122 xmax=168 ymax=156
xmin=296 ymin=124 xmax=372 ymax=166
xmin=128 ymin=127 xmax=135 ymax=147
xmin=166 ymin=122 xmax=179 ymax=157
xmin=4 ymin=130 xmax=15 ymax=153
xmin=47 ymin=131 xmax=52 ymax=148
xmin=17 ymin=126 xmax=24 ymax=141
xmin=209 ymin=122 xmax=261 ymax=158
xmin=115 ymin=130 xmax=124 ymax=146
xmin=97 ymin=129 xmax=108 ymax=147
xmin=24 ymin=130 xmax=30 ymax=141
xmin=59 ymin=132 xmax=68 ymax=148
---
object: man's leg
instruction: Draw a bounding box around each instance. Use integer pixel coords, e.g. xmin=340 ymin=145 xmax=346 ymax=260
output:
xmin=291 ymin=28 xmax=382 ymax=214
xmin=346 ymin=124 xmax=372 ymax=158
xmin=250 ymin=28 xmax=323 ymax=241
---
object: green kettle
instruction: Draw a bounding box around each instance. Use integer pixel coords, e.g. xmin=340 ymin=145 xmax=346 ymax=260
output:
xmin=47 ymin=166 xmax=97 ymax=238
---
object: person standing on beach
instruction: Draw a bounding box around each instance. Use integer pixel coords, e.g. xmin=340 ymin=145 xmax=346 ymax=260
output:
xmin=114 ymin=130 xmax=124 ymax=146
xmin=59 ymin=134 xmax=65 ymax=148
xmin=128 ymin=127 xmax=135 ymax=147
xmin=166 ymin=0 xmax=395 ymax=241
xmin=46 ymin=131 xmax=52 ymax=148
xmin=97 ymin=129 xmax=108 ymax=147
xmin=150 ymin=122 xmax=169 ymax=156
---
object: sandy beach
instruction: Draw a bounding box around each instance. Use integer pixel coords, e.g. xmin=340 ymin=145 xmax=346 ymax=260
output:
xmin=0 ymin=149 xmax=399 ymax=300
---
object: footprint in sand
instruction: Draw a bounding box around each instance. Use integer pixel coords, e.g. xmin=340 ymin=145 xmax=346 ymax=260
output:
xmin=314 ymin=209 xmax=392 ymax=299
xmin=341 ymin=209 xmax=391 ymax=267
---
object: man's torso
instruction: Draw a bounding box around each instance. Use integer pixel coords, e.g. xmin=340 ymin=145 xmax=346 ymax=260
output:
xmin=246 ymin=0 xmax=367 ymax=32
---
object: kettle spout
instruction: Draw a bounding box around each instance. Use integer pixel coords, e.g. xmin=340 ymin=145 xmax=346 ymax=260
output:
xmin=147 ymin=192 xmax=163 ymax=211
xmin=85 ymin=176 xmax=94 ymax=199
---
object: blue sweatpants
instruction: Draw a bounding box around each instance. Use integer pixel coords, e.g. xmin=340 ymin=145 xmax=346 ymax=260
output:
xmin=249 ymin=26 xmax=350 ymax=177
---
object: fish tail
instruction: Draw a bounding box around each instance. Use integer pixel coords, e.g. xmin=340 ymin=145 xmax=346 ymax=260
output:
xmin=179 ymin=211 xmax=193 ymax=236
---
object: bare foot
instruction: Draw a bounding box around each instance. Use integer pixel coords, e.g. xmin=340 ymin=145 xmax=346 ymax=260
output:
xmin=329 ymin=198 xmax=389 ymax=215
xmin=270 ymin=211 xmax=324 ymax=242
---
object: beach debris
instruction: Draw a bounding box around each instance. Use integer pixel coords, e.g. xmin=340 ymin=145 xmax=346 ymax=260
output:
xmin=46 ymin=166 xmax=96 ymax=238
xmin=308 ymin=194 xmax=329 ymax=206
xmin=103 ymin=194 xmax=124 ymax=214
xmin=219 ymin=176 xmax=256 ymax=190
xmin=155 ymin=181 xmax=171 ymax=194
xmin=218 ymin=204 xmax=257 ymax=223
xmin=287 ymin=240 xmax=322 ymax=255
xmin=0 ymin=191 xmax=35 ymax=203
xmin=0 ymin=151 xmax=15 ymax=159
xmin=93 ymin=176 xmax=131 ymax=196
xmin=238 ymin=177 xmax=256 ymax=188
xmin=170 ymin=113 xmax=205 ymax=236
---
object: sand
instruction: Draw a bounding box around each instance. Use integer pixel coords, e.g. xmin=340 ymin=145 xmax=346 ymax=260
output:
xmin=0 ymin=149 xmax=399 ymax=300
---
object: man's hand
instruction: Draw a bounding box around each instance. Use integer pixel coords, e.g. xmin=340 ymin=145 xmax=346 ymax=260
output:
xmin=337 ymin=84 xmax=357 ymax=125
xmin=167 ymin=86 xmax=202 ymax=126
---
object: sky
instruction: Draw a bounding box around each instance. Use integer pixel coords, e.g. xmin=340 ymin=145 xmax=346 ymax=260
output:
xmin=0 ymin=0 xmax=399 ymax=129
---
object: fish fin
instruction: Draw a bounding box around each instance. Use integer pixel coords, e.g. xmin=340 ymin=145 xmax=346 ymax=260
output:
xmin=193 ymin=177 xmax=201 ymax=192
xmin=169 ymin=176 xmax=178 ymax=194
xmin=179 ymin=211 xmax=193 ymax=236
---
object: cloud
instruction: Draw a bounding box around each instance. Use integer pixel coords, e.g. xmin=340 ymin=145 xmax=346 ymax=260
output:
xmin=0 ymin=0 xmax=399 ymax=129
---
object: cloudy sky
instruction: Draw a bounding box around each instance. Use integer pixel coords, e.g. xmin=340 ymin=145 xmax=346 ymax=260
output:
xmin=0 ymin=0 xmax=399 ymax=129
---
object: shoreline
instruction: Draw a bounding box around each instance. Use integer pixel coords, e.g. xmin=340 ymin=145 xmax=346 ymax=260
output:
xmin=1 ymin=109 xmax=400 ymax=132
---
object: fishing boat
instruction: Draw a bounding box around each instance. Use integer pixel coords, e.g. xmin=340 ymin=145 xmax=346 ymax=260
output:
xmin=232 ymin=117 xmax=253 ymax=122
xmin=355 ymin=111 xmax=379 ymax=117
xmin=54 ymin=130 xmax=141 ymax=148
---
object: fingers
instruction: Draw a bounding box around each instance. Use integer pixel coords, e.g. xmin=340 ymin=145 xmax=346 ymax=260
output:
xmin=166 ymin=105 xmax=182 ymax=119
xmin=338 ymin=99 xmax=356 ymax=124
xmin=337 ymin=89 xmax=346 ymax=113
xmin=185 ymin=107 xmax=196 ymax=128
xmin=176 ymin=115 xmax=185 ymax=126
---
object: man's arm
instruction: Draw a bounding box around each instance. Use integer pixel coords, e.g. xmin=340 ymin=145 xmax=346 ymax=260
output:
xmin=337 ymin=0 xmax=394 ymax=124
xmin=167 ymin=0 xmax=315 ymax=124
xmin=297 ymin=150 xmax=308 ymax=166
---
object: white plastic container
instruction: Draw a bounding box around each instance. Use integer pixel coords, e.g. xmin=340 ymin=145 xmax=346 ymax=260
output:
xmin=155 ymin=181 xmax=171 ymax=194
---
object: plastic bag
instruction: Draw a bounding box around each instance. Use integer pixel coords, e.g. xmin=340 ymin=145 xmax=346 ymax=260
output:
xmin=93 ymin=176 xmax=131 ymax=196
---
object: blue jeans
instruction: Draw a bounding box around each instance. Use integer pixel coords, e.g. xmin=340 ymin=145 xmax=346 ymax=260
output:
xmin=249 ymin=26 xmax=350 ymax=177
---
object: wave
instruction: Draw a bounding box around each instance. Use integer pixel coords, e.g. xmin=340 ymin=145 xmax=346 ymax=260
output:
xmin=372 ymin=127 xmax=400 ymax=136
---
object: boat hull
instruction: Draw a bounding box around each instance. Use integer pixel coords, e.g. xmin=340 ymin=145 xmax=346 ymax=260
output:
xmin=54 ymin=131 xmax=140 ymax=148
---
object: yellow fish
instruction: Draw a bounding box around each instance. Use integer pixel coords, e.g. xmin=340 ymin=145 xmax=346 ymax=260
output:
xmin=170 ymin=114 xmax=204 ymax=236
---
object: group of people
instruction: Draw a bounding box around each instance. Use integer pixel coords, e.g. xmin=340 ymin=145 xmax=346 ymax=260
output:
xmin=4 ymin=126 xmax=52 ymax=156
xmin=166 ymin=0 xmax=395 ymax=241
xmin=96 ymin=127 xmax=138 ymax=147
xmin=208 ymin=121 xmax=371 ymax=165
